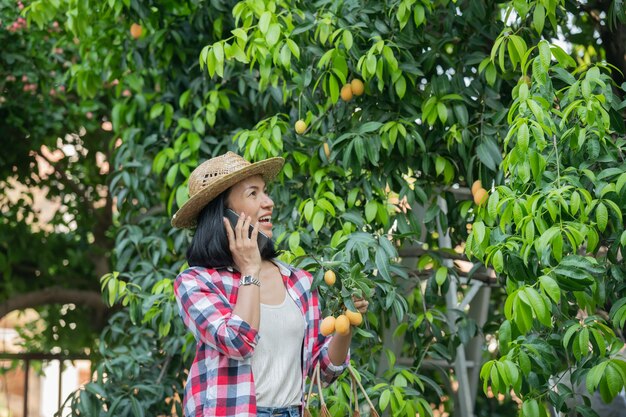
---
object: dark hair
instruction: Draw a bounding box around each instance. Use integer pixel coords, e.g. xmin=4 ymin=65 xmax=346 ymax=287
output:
xmin=186 ymin=189 xmax=278 ymax=268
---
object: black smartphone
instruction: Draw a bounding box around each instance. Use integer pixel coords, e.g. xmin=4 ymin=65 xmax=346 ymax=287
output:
xmin=225 ymin=208 xmax=270 ymax=252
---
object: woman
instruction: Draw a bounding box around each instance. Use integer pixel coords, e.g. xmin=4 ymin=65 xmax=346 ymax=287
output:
xmin=172 ymin=152 xmax=369 ymax=417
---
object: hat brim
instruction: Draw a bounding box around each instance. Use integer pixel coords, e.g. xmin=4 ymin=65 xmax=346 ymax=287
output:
xmin=171 ymin=156 xmax=284 ymax=228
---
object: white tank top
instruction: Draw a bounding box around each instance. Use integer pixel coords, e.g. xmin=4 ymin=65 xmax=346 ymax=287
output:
xmin=251 ymin=293 xmax=305 ymax=407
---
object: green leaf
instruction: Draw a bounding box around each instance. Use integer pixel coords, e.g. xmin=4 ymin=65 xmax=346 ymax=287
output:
xmin=539 ymin=275 xmax=560 ymax=303
xmin=570 ymin=191 xmax=581 ymax=215
xmin=522 ymin=399 xmax=540 ymax=417
xmin=518 ymin=123 xmax=529 ymax=152
xmin=498 ymin=320 xmax=512 ymax=354
xmin=286 ymin=39 xmax=300 ymax=59
xmin=342 ymin=30 xmax=353 ymax=50
xmin=587 ymin=361 xmax=609 ymax=393
xmin=312 ymin=211 xmax=324 ymax=233
xmin=328 ymin=73 xmax=339 ymax=103
xmin=375 ymin=246 xmax=392 ymax=282
xmin=435 ymin=266 xmax=448 ymax=286
xmin=480 ymin=361 xmax=495 ymax=395
xmin=303 ymin=200 xmax=314 ymax=222
xmin=487 ymin=189 xmax=500 ymax=219
xmin=538 ymin=40 xmax=551 ymax=69
xmin=577 ymin=327 xmax=589 ymax=360
xmin=379 ymin=389 xmax=390 ymax=411
xmin=605 ymin=361 xmax=623 ymax=399
xmin=533 ymin=4 xmax=545 ymax=34
xmin=131 ymin=397 xmax=145 ymax=417
xmin=596 ymin=202 xmax=608 ymax=232
xmin=521 ymin=287 xmax=549 ymax=326
xmin=316 ymin=198 xmax=336 ymax=216
xmin=258 ymin=11 xmax=271 ymax=34
xmin=288 ymin=231 xmax=300 ymax=253
xmin=179 ymin=90 xmax=191 ymax=109
xmin=150 ymin=103 xmax=164 ymax=119
xmin=485 ymin=62 xmax=496 ymax=85
xmin=365 ymin=201 xmax=377 ymax=222
xmin=492 ymin=249 xmax=504 ymax=273
xmin=266 ymin=23 xmax=281 ymax=47
xmin=395 ymin=75 xmax=406 ymax=99
xmin=616 ymin=173 xmax=626 ymax=194
xmin=358 ymin=121 xmax=383 ymax=134
xmin=437 ymin=102 xmax=448 ymax=124
xmin=473 ymin=221 xmax=486 ymax=244
xmin=514 ymin=299 xmax=533 ymax=334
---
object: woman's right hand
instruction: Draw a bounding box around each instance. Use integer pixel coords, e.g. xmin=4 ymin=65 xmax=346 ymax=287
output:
xmin=223 ymin=212 xmax=262 ymax=277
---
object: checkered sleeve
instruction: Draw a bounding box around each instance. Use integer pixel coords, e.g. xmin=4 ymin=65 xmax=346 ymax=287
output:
xmin=175 ymin=269 xmax=259 ymax=361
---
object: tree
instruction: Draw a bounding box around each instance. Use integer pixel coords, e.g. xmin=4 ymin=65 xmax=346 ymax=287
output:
xmin=15 ymin=0 xmax=626 ymax=416
xmin=0 ymin=0 xmax=113 ymax=353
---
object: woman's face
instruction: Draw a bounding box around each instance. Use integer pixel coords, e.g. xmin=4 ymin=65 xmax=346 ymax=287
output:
xmin=226 ymin=175 xmax=275 ymax=238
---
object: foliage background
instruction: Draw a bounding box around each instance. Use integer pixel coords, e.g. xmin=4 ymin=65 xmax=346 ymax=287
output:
xmin=1 ymin=0 xmax=626 ymax=416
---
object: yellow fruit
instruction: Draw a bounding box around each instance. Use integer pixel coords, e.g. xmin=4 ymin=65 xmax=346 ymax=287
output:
xmin=340 ymin=84 xmax=353 ymax=102
xmin=474 ymin=188 xmax=488 ymax=206
xmin=320 ymin=316 xmax=336 ymax=336
xmin=323 ymin=142 xmax=331 ymax=158
xmin=345 ymin=309 xmax=363 ymax=326
xmin=295 ymin=119 xmax=307 ymax=135
xmin=471 ymin=180 xmax=482 ymax=195
xmin=335 ymin=315 xmax=351 ymax=335
xmin=323 ymin=270 xmax=336 ymax=286
xmin=130 ymin=23 xmax=143 ymax=39
xmin=350 ymin=79 xmax=364 ymax=96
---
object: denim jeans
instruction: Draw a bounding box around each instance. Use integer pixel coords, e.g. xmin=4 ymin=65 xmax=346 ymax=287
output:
xmin=256 ymin=405 xmax=301 ymax=417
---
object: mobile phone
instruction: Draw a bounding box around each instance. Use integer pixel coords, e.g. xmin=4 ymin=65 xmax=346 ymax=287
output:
xmin=225 ymin=209 xmax=270 ymax=252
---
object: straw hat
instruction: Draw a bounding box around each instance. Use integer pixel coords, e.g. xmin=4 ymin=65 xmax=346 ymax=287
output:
xmin=171 ymin=152 xmax=284 ymax=228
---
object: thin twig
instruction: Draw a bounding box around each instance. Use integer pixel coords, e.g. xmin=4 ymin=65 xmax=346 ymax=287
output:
xmin=552 ymin=134 xmax=561 ymax=188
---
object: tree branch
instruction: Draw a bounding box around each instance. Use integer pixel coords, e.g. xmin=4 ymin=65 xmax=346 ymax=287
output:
xmin=0 ymin=288 xmax=107 ymax=320
xmin=398 ymin=246 xmax=470 ymax=262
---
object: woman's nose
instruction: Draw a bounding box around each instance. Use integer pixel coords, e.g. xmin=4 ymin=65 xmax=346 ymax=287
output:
xmin=262 ymin=194 xmax=274 ymax=208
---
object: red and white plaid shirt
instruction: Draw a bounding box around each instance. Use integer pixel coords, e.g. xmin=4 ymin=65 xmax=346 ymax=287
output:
xmin=174 ymin=260 xmax=348 ymax=417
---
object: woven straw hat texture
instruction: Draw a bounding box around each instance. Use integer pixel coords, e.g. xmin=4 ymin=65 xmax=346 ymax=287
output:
xmin=171 ymin=152 xmax=284 ymax=228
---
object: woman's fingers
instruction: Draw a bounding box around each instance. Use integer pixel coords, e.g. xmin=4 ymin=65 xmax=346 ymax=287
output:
xmin=250 ymin=220 xmax=259 ymax=242
xmin=223 ymin=217 xmax=235 ymax=245
xmin=352 ymin=296 xmax=370 ymax=314
xmin=236 ymin=211 xmax=246 ymax=242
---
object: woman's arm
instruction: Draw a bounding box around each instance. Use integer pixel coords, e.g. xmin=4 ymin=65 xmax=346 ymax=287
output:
xmin=175 ymin=269 xmax=259 ymax=360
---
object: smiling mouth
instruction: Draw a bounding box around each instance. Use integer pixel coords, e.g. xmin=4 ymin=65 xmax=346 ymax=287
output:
xmin=258 ymin=216 xmax=271 ymax=224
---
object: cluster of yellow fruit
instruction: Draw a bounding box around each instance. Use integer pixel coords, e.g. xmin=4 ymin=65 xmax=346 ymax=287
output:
xmin=471 ymin=180 xmax=489 ymax=206
xmin=294 ymin=79 xmax=365 ymax=132
xmin=319 ymin=270 xmax=363 ymax=336
xmin=340 ymin=79 xmax=365 ymax=102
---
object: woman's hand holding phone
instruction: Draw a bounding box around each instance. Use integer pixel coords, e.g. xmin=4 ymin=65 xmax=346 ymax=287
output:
xmin=223 ymin=211 xmax=262 ymax=277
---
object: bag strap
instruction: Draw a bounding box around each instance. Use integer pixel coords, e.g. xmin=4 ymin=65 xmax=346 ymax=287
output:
xmin=347 ymin=365 xmax=380 ymax=417
xmin=304 ymin=362 xmax=320 ymax=410
xmin=350 ymin=371 xmax=361 ymax=416
xmin=316 ymin=364 xmax=332 ymax=417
